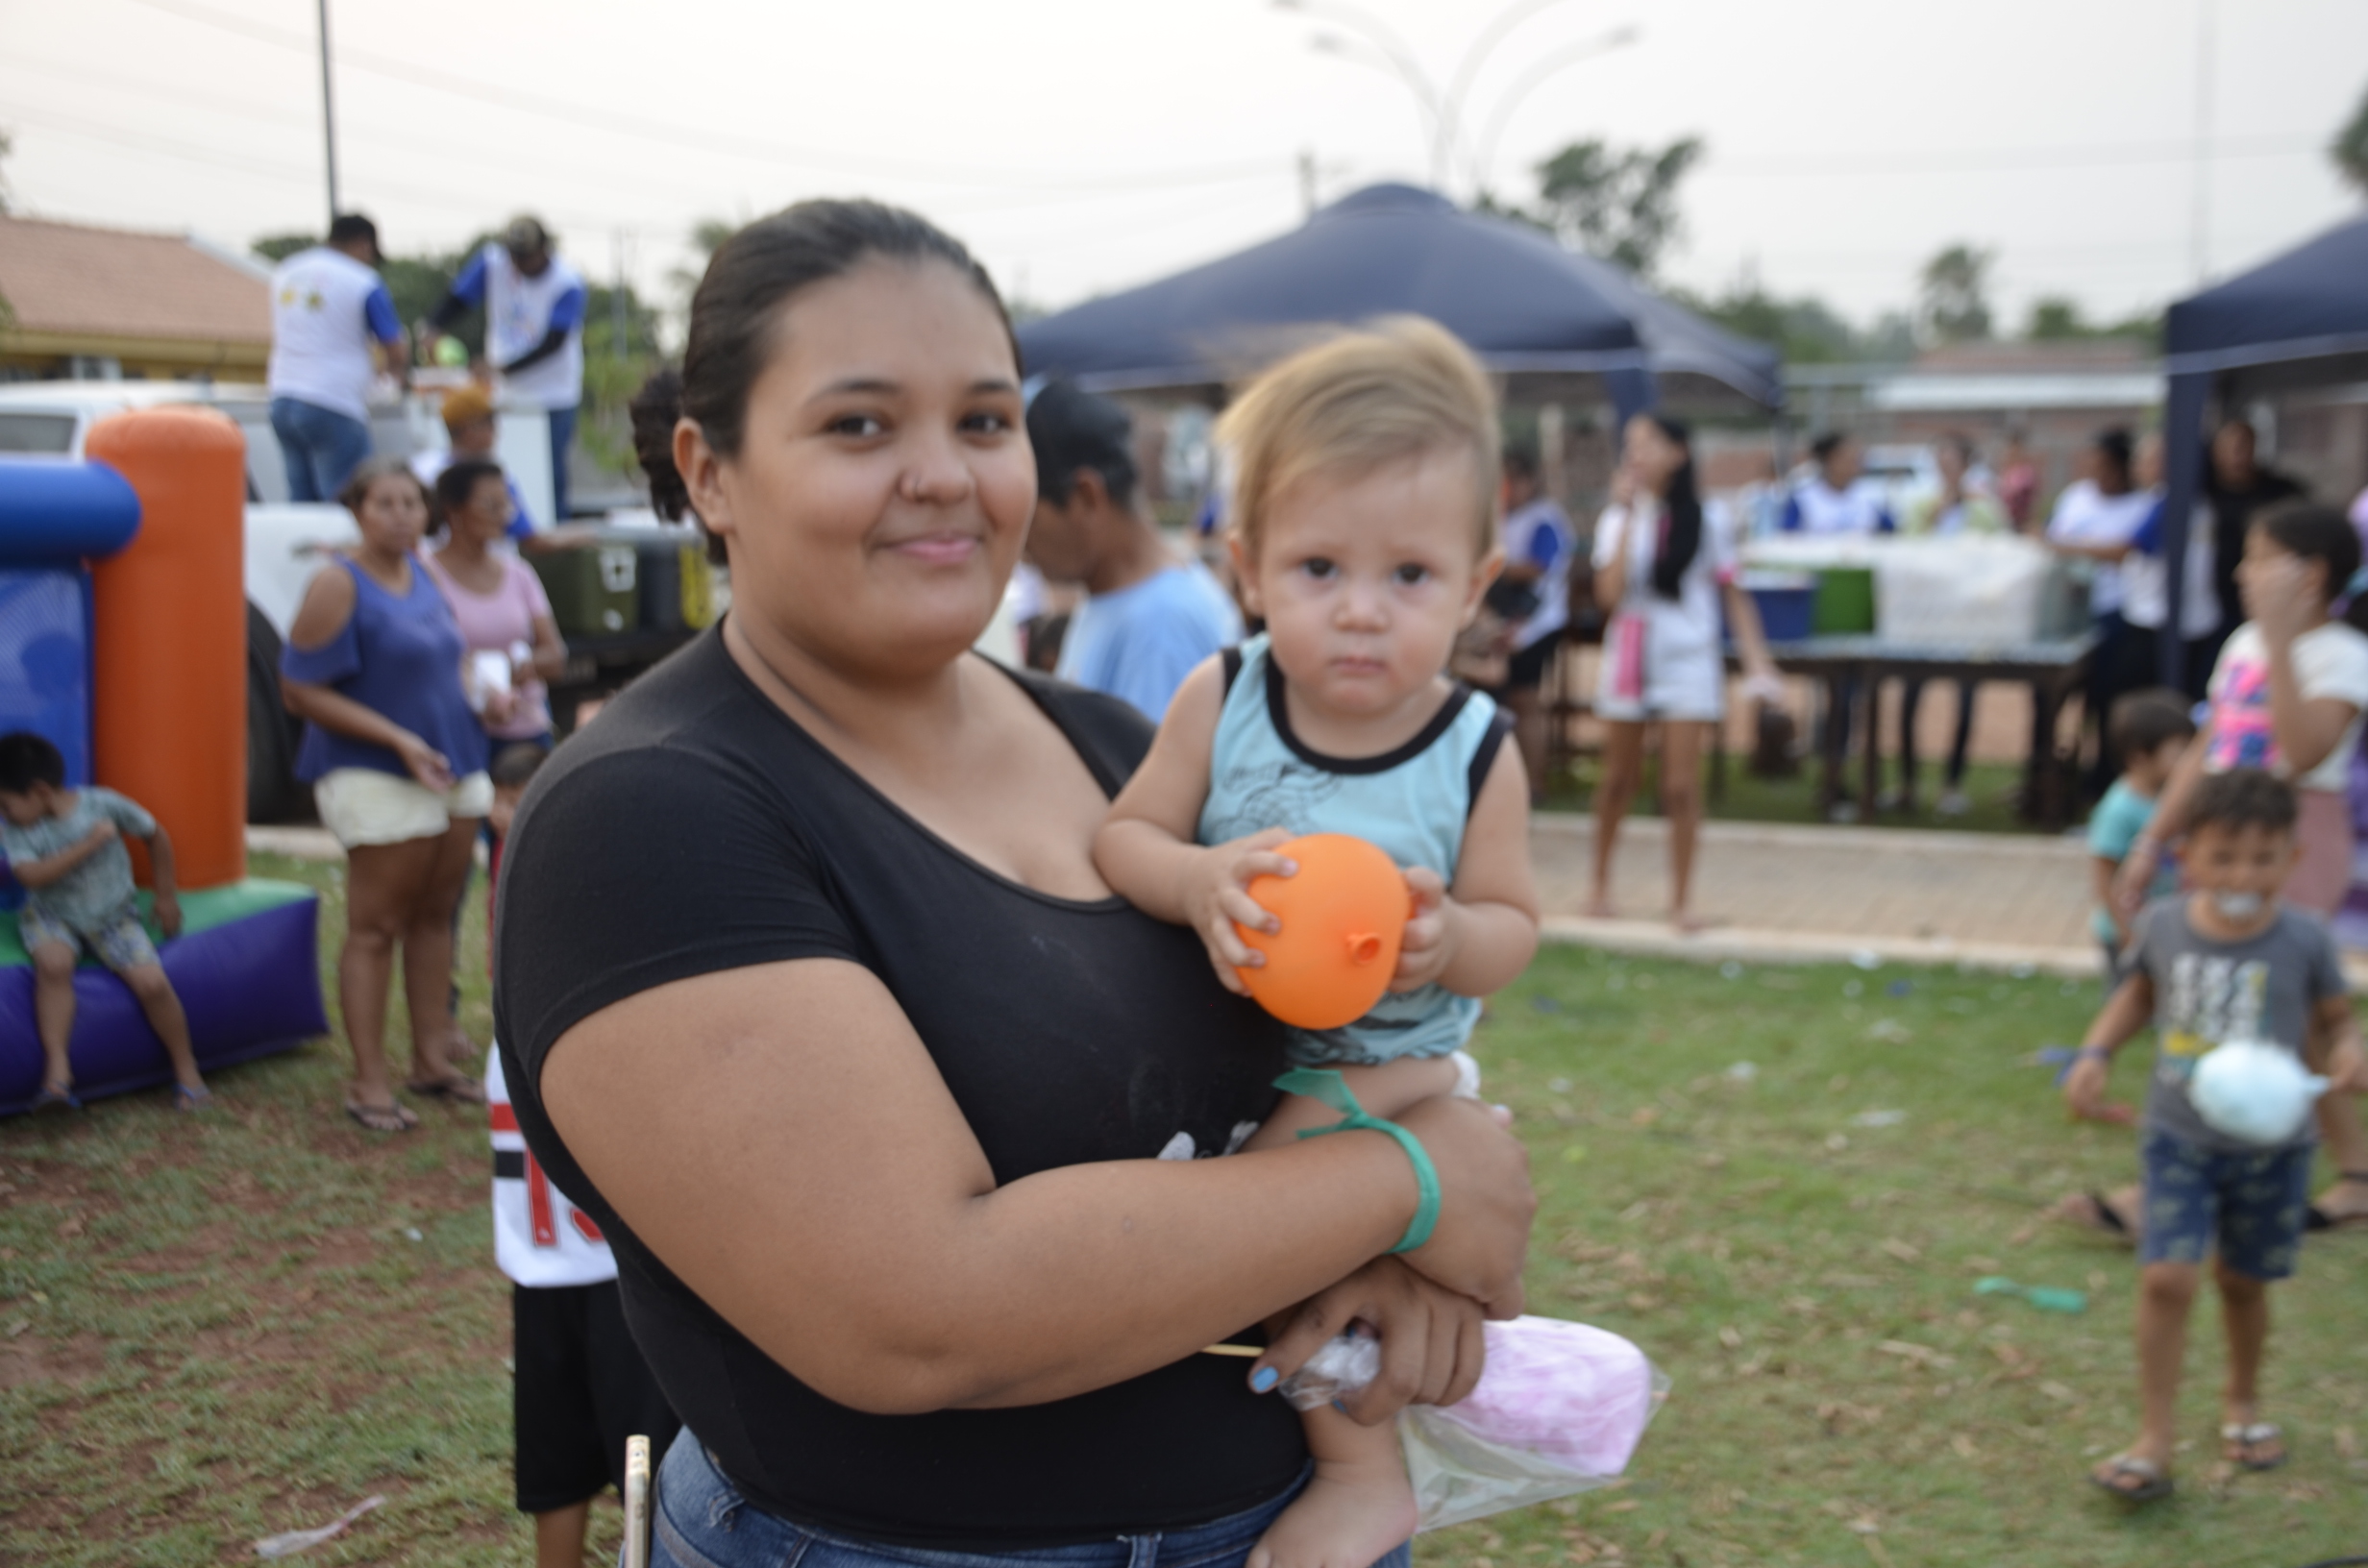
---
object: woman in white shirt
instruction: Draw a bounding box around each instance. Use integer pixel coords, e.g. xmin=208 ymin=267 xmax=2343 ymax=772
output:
xmin=1588 ymin=414 xmax=1782 ymax=931
xmin=2047 ymin=429 xmax=2158 ymax=795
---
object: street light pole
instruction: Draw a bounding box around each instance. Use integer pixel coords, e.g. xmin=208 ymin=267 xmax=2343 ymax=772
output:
xmin=317 ymin=0 xmax=340 ymax=223
xmin=1471 ymin=26 xmax=1640 ymax=195
xmin=1276 ymin=0 xmax=1452 ymax=185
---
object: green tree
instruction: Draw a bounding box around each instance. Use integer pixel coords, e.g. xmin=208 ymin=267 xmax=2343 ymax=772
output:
xmin=1679 ymin=281 xmax=1859 ymax=364
xmin=2334 ymin=80 xmax=2368 ymax=196
xmin=1529 ymin=135 xmax=1703 ymax=279
xmin=1917 ymin=243 xmax=1993 ymax=344
xmin=669 ymin=217 xmax=738 ymax=308
xmin=251 ymin=232 xmax=314 ymax=263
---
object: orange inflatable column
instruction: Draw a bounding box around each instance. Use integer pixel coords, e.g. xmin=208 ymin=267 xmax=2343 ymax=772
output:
xmin=85 ymin=407 xmax=247 ymax=892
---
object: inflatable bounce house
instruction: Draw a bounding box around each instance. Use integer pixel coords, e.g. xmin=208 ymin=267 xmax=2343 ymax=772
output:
xmin=0 ymin=409 xmax=327 ymax=1113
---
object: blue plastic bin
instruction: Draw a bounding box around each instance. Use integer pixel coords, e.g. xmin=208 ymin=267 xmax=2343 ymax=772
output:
xmin=1735 ymin=570 xmax=1816 ymax=645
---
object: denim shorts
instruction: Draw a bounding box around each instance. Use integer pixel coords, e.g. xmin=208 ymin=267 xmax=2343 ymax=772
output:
xmin=2137 ymin=1127 xmax=2313 ymax=1280
xmin=646 ymin=1431 xmax=1411 ymax=1568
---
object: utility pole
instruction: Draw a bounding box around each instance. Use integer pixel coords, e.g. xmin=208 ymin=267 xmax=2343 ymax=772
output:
xmin=612 ymin=229 xmax=630 ymax=362
xmin=317 ymin=0 xmax=340 ymax=223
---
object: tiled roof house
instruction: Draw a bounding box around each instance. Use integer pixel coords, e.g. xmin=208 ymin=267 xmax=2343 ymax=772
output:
xmin=0 ymin=214 xmax=271 ymax=380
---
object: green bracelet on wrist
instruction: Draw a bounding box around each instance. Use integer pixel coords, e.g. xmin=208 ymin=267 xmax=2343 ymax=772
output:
xmin=1273 ymin=1067 xmax=1443 ymax=1255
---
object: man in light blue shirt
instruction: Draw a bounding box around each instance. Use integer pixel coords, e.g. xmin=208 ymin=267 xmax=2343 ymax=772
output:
xmin=1025 ymin=381 xmax=1241 ymax=721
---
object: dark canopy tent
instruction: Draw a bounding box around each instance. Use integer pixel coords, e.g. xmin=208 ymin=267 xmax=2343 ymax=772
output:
xmin=1015 ymin=184 xmax=1783 ymax=418
xmin=2159 ymin=210 xmax=2368 ymax=683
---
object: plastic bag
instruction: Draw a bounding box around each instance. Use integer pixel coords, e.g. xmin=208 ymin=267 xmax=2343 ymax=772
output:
xmin=1279 ymin=1316 xmax=1665 ymax=1531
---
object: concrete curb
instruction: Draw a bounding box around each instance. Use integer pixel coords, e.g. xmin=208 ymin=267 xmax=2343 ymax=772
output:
xmin=1527 ymin=809 xmax=2088 ymax=863
xmin=247 ymin=825 xmax=344 ymax=863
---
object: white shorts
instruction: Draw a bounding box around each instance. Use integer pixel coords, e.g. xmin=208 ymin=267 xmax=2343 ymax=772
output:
xmin=314 ymin=767 xmax=494 ymax=848
xmin=1594 ymin=618 xmax=1725 ymax=723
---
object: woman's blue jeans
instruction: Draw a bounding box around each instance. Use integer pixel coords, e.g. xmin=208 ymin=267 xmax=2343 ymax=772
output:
xmin=645 ymin=1432 xmax=1412 ymax=1568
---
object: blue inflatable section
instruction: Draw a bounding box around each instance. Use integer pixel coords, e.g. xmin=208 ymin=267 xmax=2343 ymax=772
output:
xmin=0 ymin=881 xmax=329 ymax=1115
xmin=0 ymin=457 xmax=142 ymax=562
xmin=0 ymin=569 xmax=95 ymax=800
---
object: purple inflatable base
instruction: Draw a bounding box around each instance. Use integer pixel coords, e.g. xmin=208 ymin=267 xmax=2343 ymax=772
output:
xmin=0 ymin=894 xmax=328 ymax=1115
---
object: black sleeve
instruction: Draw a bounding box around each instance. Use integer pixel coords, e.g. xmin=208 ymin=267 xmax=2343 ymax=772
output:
xmin=1007 ymin=667 xmax=1155 ymax=796
xmin=499 ymin=323 xmax=573 ymax=377
xmin=492 ymin=743 xmax=864 ymax=1088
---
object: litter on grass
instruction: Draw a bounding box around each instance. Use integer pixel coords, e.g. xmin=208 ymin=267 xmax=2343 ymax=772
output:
xmin=1851 ymin=1110 xmax=1908 ymax=1128
xmin=1850 ymin=950 xmax=1884 ymax=970
xmin=255 ymin=1496 xmax=384 ymax=1558
xmin=1974 ymin=1276 xmax=2086 ymax=1313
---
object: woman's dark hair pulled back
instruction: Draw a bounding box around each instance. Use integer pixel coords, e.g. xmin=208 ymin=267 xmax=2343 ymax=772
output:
xmin=629 ymin=200 xmax=1016 ymax=559
xmin=1644 ymin=413 xmax=1702 ymax=601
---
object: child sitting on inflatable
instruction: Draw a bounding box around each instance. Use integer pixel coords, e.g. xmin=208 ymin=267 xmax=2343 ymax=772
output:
xmin=0 ymin=732 xmax=210 ymax=1111
xmin=1097 ymin=319 xmax=1542 ymax=1568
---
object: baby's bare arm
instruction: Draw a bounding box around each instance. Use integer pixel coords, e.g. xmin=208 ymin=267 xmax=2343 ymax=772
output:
xmin=1428 ymin=740 xmax=1542 ymax=996
xmin=1095 ymin=657 xmax=1229 ymax=923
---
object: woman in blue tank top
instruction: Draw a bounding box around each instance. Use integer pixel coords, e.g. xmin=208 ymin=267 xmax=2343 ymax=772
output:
xmin=282 ymin=457 xmax=491 ymax=1131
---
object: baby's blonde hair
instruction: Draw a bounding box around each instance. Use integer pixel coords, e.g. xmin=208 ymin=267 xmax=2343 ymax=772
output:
xmin=1215 ymin=317 xmax=1500 ymax=563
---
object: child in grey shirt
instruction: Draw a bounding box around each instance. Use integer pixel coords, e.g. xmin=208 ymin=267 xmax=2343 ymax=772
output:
xmin=2064 ymin=768 xmax=2363 ymax=1502
xmin=0 ymin=732 xmax=208 ymax=1110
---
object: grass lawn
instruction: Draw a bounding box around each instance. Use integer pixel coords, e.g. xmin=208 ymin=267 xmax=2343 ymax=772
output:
xmin=7 ymin=855 xmax=2366 ymax=1566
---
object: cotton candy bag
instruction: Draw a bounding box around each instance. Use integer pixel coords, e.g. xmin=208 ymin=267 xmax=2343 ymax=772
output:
xmin=1279 ymin=1315 xmax=1665 ymax=1531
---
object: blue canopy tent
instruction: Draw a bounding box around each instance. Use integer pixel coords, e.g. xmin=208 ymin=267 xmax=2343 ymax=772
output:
xmin=2159 ymin=211 xmax=2368 ymax=684
xmin=1016 ymin=184 xmax=1784 ymax=420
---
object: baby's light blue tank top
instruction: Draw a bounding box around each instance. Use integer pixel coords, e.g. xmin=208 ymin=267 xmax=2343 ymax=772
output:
xmin=1198 ymin=633 xmax=1512 ymax=1066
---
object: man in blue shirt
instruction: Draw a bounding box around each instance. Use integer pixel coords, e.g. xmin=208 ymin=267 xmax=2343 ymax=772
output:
xmin=266 ymin=213 xmax=406 ymax=502
xmin=1024 ymin=381 xmax=1241 ymax=721
xmin=425 ymin=217 xmax=588 ymax=522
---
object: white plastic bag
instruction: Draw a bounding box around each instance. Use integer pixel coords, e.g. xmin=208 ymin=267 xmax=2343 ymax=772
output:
xmin=1280 ymin=1316 xmax=1665 ymax=1531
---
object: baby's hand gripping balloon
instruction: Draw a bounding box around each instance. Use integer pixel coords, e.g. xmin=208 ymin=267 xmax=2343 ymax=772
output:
xmin=1236 ymin=833 xmax=1410 ymax=1030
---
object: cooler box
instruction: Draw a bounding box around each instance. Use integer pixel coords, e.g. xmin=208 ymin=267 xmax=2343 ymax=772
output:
xmin=1811 ymin=567 xmax=1876 ymax=635
xmin=634 ymin=537 xmax=719 ymax=633
xmin=1873 ymin=538 xmax=2064 ymax=647
xmin=532 ymin=542 xmax=638 ymax=636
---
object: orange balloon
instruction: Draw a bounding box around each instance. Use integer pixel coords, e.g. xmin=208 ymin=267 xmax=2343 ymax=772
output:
xmin=1237 ymin=833 xmax=1409 ymax=1030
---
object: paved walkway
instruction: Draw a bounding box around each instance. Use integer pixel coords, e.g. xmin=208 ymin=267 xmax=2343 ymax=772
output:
xmin=1525 ymin=813 xmax=2109 ymax=976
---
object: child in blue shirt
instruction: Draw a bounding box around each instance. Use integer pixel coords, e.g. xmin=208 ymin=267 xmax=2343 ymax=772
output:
xmin=2088 ymin=690 xmax=2197 ymax=979
xmin=1098 ymin=321 xmax=1542 ymax=1568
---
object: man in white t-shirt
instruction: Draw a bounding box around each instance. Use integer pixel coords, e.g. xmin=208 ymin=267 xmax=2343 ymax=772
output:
xmin=1495 ymin=448 xmax=1577 ymax=800
xmin=426 ymin=217 xmax=588 ymax=523
xmin=1024 ymin=381 xmax=1241 ymax=721
xmin=266 ymin=213 xmax=406 ymax=502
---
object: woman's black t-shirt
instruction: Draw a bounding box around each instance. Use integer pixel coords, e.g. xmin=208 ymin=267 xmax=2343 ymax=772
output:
xmin=492 ymin=628 xmax=1304 ymax=1548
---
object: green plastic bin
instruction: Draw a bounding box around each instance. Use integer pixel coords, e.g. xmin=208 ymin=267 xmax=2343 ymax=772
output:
xmin=1811 ymin=566 xmax=1876 ymax=635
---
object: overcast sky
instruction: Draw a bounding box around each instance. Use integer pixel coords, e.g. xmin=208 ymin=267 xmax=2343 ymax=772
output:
xmin=4 ymin=0 xmax=2363 ymax=338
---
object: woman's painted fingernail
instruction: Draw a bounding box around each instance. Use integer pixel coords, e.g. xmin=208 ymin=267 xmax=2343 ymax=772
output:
xmin=1250 ymin=1366 xmax=1279 ymax=1393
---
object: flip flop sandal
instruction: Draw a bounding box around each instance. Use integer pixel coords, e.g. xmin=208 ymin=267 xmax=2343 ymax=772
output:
xmin=344 ymin=1099 xmax=420 ymax=1134
xmin=2220 ymin=1422 xmax=2287 ymax=1471
xmin=172 ymin=1084 xmax=213 ymax=1113
xmin=32 ymin=1085 xmax=83 ymax=1113
xmin=2303 ymin=1172 xmax=2368 ymax=1233
xmin=2056 ymin=1191 xmax=2134 ymax=1240
xmin=2088 ymin=1455 xmax=2173 ymax=1503
xmin=405 ymin=1076 xmax=487 ymax=1106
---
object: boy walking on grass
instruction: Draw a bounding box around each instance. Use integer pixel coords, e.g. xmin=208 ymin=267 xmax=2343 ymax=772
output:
xmin=0 ymin=732 xmax=209 ymax=1112
xmin=2064 ymin=768 xmax=2365 ymax=1502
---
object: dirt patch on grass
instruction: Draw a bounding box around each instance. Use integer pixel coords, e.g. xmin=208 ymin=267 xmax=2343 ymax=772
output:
xmin=0 ymin=1330 xmax=109 ymax=1389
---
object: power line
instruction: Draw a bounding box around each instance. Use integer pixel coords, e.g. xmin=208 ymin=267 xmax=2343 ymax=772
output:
xmin=1702 ymin=133 xmax=2319 ymax=180
xmin=113 ymin=0 xmax=1290 ymax=195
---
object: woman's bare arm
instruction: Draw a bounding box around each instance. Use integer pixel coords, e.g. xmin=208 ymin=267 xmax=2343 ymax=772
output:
xmin=1592 ymin=510 xmax=1631 ymax=611
xmin=541 ymin=956 xmax=1534 ymax=1418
